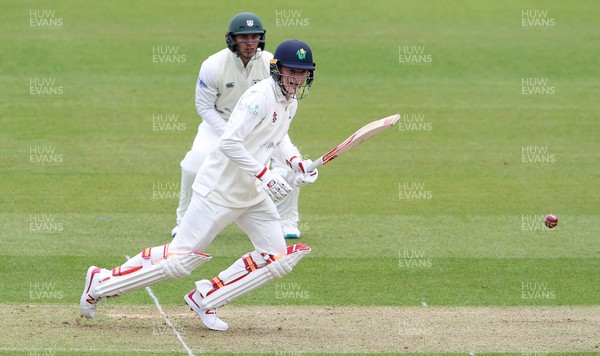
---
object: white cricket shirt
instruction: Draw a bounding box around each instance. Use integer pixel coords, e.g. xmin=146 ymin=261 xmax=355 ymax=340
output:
xmin=194 ymin=48 xmax=273 ymax=139
xmin=193 ymin=77 xmax=298 ymax=208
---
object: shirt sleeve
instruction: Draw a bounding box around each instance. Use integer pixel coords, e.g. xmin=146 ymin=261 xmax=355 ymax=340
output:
xmin=274 ymin=134 xmax=301 ymax=163
xmin=219 ymin=91 xmax=270 ymax=177
xmin=273 ymin=100 xmax=300 ymax=162
xmin=195 ymin=59 xmax=227 ymax=135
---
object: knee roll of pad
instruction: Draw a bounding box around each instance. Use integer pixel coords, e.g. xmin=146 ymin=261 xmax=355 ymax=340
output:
xmin=164 ymin=253 xmax=210 ymax=278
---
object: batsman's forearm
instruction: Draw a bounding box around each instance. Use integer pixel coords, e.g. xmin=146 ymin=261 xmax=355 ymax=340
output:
xmin=219 ymin=138 xmax=264 ymax=177
xmin=278 ymin=134 xmax=301 ymax=161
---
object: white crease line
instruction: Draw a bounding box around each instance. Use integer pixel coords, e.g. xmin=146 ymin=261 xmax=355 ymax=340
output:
xmin=0 ymin=347 xmax=184 ymax=354
xmin=125 ymin=255 xmax=195 ymax=356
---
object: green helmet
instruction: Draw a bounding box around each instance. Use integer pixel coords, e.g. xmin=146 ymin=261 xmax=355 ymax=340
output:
xmin=225 ymin=12 xmax=266 ymax=53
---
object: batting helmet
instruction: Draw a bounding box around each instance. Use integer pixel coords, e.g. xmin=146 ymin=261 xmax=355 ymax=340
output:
xmin=225 ymin=12 xmax=266 ymax=53
xmin=270 ymin=40 xmax=316 ymax=99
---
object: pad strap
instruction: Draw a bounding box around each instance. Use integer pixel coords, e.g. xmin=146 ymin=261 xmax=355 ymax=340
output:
xmin=243 ymin=253 xmax=259 ymax=272
xmin=112 ymin=265 xmax=142 ymax=277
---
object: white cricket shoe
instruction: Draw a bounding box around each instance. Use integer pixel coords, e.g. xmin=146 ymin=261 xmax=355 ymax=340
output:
xmin=184 ymin=288 xmax=228 ymax=331
xmin=171 ymin=225 xmax=179 ymax=238
xmin=282 ymin=223 xmax=301 ymax=239
xmin=80 ymin=266 xmax=105 ymax=318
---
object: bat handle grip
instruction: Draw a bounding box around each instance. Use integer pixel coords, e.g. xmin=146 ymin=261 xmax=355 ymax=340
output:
xmin=306 ymin=157 xmax=323 ymax=172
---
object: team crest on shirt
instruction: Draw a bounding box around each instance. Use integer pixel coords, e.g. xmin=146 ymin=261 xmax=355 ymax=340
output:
xmin=225 ymin=82 xmax=234 ymax=89
xmin=272 ymin=112 xmax=278 ymax=123
xmin=246 ymin=104 xmax=259 ymax=116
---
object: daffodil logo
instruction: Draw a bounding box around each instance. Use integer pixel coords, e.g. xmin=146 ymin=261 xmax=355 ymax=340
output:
xmin=296 ymin=48 xmax=306 ymax=60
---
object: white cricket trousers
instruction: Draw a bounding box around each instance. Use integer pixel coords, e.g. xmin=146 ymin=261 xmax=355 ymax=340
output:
xmin=176 ymin=122 xmax=219 ymax=225
xmin=170 ymin=191 xmax=287 ymax=257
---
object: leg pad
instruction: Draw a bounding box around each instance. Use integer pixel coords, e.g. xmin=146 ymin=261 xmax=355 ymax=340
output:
xmin=200 ymin=244 xmax=310 ymax=310
xmin=95 ymin=253 xmax=211 ymax=298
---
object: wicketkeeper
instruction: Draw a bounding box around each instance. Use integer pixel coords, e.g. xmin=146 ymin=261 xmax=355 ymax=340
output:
xmin=80 ymin=40 xmax=318 ymax=331
xmin=174 ymin=12 xmax=305 ymax=239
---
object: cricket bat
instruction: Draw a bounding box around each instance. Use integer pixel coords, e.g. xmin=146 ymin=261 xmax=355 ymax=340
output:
xmin=306 ymin=114 xmax=400 ymax=172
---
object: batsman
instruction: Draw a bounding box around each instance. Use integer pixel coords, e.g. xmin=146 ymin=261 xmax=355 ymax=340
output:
xmin=80 ymin=40 xmax=319 ymax=331
xmin=174 ymin=12 xmax=306 ymax=239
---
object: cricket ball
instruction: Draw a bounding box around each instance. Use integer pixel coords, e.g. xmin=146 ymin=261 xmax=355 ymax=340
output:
xmin=544 ymin=214 xmax=558 ymax=229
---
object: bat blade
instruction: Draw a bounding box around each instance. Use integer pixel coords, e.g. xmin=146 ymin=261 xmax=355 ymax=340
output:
xmin=307 ymin=114 xmax=400 ymax=172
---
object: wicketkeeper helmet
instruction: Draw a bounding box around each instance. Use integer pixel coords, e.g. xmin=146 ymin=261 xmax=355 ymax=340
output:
xmin=225 ymin=12 xmax=266 ymax=52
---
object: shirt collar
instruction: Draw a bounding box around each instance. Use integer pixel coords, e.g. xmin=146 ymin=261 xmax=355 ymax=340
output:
xmin=270 ymin=77 xmax=291 ymax=104
xmin=230 ymin=51 xmax=254 ymax=71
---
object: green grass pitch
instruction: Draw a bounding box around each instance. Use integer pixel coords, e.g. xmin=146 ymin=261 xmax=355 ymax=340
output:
xmin=1 ymin=0 xmax=599 ymax=354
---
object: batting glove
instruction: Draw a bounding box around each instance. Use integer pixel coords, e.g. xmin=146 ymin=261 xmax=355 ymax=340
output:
xmin=287 ymin=156 xmax=314 ymax=174
xmin=257 ymin=167 xmax=293 ymax=203
xmin=293 ymin=169 xmax=319 ymax=187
